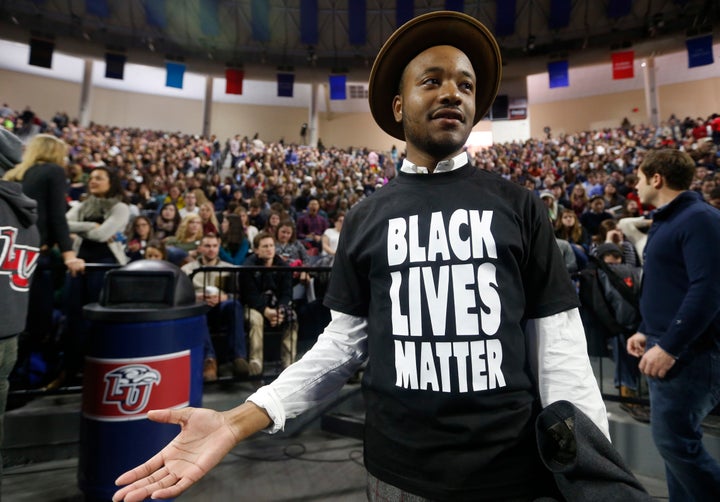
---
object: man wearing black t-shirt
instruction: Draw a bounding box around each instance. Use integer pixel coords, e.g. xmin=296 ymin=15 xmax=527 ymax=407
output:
xmin=114 ymin=12 xmax=609 ymax=502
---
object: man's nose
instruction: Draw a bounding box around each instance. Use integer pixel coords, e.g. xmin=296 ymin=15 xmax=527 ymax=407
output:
xmin=439 ymin=81 xmax=462 ymax=104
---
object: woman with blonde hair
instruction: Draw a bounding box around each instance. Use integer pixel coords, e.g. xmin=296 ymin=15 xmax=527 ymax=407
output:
xmin=569 ymin=183 xmax=590 ymax=216
xmin=198 ymin=201 xmax=219 ymax=235
xmin=165 ymin=213 xmax=204 ymax=265
xmin=3 ymin=134 xmax=84 ymax=356
xmin=3 ymin=134 xmax=84 ymax=274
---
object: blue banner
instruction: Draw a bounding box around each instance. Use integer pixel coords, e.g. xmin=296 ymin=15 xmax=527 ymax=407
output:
xmin=200 ymin=0 xmax=220 ymax=36
xmin=329 ymin=75 xmax=347 ymax=100
xmin=444 ymin=0 xmax=464 ymax=12
xmin=301 ymin=0 xmax=318 ymax=45
xmin=86 ymin=0 xmax=110 ymax=18
xmin=495 ymin=0 xmax=516 ymax=37
xmin=251 ymin=0 xmax=270 ymax=42
xmin=143 ymin=0 xmax=167 ymax=29
xmin=349 ymin=0 xmax=366 ymax=46
xmin=166 ymin=62 xmax=185 ymax=89
xmin=607 ymin=0 xmax=632 ymax=19
xmin=277 ymin=73 xmax=294 ymax=97
xmin=396 ymin=0 xmax=414 ymax=27
xmin=549 ymin=0 xmax=571 ymax=30
xmin=105 ymin=53 xmax=126 ymax=80
xmin=687 ymin=34 xmax=714 ymax=68
xmin=548 ymin=60 xmax=569 ymax=88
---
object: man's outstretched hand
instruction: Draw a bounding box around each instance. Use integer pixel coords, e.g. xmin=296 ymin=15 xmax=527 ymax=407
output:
xmin=113 ymin=403 xmax=271 ymax=502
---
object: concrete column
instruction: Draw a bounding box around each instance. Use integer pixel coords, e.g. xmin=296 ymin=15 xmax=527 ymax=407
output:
xmin=642 ymin=56 xmax=660 ymax=128
xmin=78 ymin=59 xmax=93 ymax=128
xmin=203 ymin=75 xmax=213 ymax=138
xmin=308 ymin=81 xmax=319 ymax=146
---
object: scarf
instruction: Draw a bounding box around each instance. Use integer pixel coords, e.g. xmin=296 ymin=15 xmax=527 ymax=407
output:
xmin=78 ymin=195 xmax=122 ymax=223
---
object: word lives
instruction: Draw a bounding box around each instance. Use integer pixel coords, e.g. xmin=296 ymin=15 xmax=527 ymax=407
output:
xmin=387 ymin=210 xmax=506 ymax=394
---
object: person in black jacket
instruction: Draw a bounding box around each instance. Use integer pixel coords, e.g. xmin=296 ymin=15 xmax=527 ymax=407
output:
xmin=242 ymin=231 xmax=297 ymax=376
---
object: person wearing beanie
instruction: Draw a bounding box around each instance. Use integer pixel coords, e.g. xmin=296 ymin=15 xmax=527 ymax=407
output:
xmin=0 ymin=177 xmax=40 ymax=483
xmin=0 ymin=128 xmax=23 ymax=176
xmin=115 ymin=12 xmax=618 ymax=502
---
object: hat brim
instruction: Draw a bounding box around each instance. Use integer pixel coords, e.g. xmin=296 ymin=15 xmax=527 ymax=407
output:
xmin=369 ymin=11 xmax=502 ymax=141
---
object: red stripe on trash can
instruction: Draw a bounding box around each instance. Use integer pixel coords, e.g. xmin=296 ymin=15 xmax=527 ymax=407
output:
xmin=82 ymin=350 xmax=191 ymax=421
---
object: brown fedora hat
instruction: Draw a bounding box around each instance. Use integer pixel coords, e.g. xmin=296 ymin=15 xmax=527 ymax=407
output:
xmin=369 ymin=10 xmax=502 ymax=141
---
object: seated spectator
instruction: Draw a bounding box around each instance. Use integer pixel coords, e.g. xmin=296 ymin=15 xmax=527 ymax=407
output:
xmin=580 ymin=194 xmax=614 ymax=236
xmin=198 ymin=201 xmax=219 ymax=235
xmin=709 ymin=186 xmax=720 ymax=209
xmin=569 ymin=183 xmax=589 ymax=216
xmin=242 ymin=232 xmax=298 ymax=376
xmin=178 ymin=190 xmax=199 ymax=218
xmin=275 ymin=219 xmax=310 ymax=266
xmin=601 ymin=182 xmax=626 ymax=214
xmin=154 ymin=203 xmax=181 ymax=241
xmin=617 ymin=173 xmax=644 ymax=215
xmin=592 ymin=219 xmax=638 ymax=267
xmin=144 ymin=239 xmax=167 ymax=261
xmin=321 ymin=211 xmax=344 ymax=260
xmin=296 ymin=197 xmax=328 ymax=253
xmin=235 ymin=205 xmax=258 ymax=246
xmin=555 ymin=238 xmax=578 ymax=275
xmin=551 ymin=181 xmax=571 ymax=210
xmin=124 ymin=215 xmax=154 ymax=262
xmin=555 ymin=208 xmax=591 ymax=269
xmin=262 ymin=210 xmax=282 ymax=236
xmin=618 ymin=198 xmax=641 ymax=219
xmin=165 ymin=214 xmax=203 ymax=266
xmin=539 ymin=190 xmax=559 ymax=225
xmin=182 ymin=233 xmax=248 ymax=381
xmin=247 ymin=197 xmax=267 ymax=230
xmin=162 ymin=183 xmax=184 ymax=210
xmin=219 ymin=214 xmax=250 ymax=265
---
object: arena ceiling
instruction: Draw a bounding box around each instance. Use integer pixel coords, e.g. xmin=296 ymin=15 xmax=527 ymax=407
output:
xmin=1 ymin=0 xmax=718 ymax=81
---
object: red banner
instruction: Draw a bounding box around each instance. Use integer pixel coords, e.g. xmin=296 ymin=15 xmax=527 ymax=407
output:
xmin=226 ymin=68 xmax=244 ymax=95
xmin=612 ymin=50 xmax=634 ymax=79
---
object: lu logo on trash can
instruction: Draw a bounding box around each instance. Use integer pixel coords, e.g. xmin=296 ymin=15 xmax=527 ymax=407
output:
xmin=82 ymin=350 xmax=191 ymax=421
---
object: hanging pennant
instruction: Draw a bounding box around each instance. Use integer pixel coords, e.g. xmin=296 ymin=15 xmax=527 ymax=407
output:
xmin=611 ymin=50 xmax=634 ymax=79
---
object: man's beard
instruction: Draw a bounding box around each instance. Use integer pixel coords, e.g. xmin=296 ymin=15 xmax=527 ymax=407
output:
xmin=403 ymin=118 xmax=468 ymax=160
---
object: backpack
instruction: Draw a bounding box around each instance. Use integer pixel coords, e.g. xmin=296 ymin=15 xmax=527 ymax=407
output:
xmin=578 ymin=257 xmax=642 ymax=350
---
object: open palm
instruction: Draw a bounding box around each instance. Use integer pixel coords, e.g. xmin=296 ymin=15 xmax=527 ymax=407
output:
xmin=112 ymin=407 xmax=241 ymax=502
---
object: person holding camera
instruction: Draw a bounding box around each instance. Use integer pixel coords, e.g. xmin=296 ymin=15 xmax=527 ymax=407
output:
xmin=242 ymin=231 xmax=297 ymax=376
xmin=182 ymin=233 xmax=248 ymax=381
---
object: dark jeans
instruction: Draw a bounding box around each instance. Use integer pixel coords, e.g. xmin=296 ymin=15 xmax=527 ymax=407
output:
xmin=62 ymin=259 xmax=116 ymax=377
xmin=0 ymin=336 xmax=18 ymax=480
xmin=611 ymin=333 xmax=641 ymax=390
xmin=647 ymin=336 xmax=720 ymax=501
xmin=206 ymin=299 xmax=247 ymax=362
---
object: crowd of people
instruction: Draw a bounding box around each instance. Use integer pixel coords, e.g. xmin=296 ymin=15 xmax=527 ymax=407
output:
xmin=1 ymin=102 xmax=719 ymax=391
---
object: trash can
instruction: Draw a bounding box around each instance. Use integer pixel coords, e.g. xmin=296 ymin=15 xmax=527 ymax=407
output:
xmin=78 ymin=260 xmax=209 ymax=501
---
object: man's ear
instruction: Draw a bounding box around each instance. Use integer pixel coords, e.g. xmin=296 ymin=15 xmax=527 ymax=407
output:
xmin=392 ymin=96 xmax=403 ymax=123
xmin=651 ymin=172 xmax=664 ymax=189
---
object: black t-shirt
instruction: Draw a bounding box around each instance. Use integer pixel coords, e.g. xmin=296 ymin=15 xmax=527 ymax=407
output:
xmin=324 ymin=163 xmax=578 ymax=500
